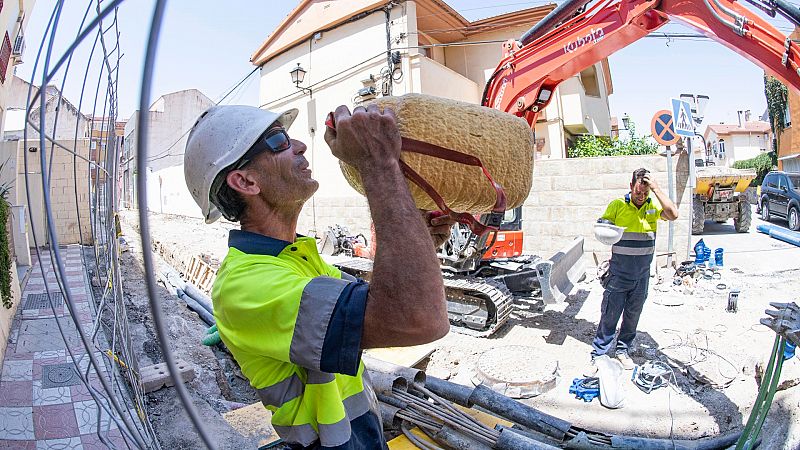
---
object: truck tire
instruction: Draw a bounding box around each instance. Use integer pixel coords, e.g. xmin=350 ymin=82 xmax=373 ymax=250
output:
xmin=735 ymin=201 xmax=751 ymax=233
xmin=692 ymin=201 xmax=705 ymax=235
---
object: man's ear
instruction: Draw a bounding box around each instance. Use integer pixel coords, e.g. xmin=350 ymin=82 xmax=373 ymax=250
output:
xmin=226 ymin=169 xmax=261 ymax=196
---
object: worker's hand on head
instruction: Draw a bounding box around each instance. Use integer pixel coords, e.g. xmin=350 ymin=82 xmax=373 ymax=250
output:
xmin=423 ymin=210 xmax=456 ymax=249
xmin=324 ymin=104 xmax=402 ymax=174
xmin=640 ymin=173 xmax=660 ymax=191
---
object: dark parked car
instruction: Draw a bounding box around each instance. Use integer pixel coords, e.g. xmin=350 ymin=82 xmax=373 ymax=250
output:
xmin=759 ymin=171 xmax=800 ymax=231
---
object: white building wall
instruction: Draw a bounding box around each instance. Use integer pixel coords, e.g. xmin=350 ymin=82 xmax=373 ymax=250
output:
xmin=144 ymin=90 xmax=214 ymax=172
xmin=534 ymin=117 xmax=565 ymax=159
xmin=26 ymin=98 xmax=87 ymax=142
xmin=122 ymin=90 xmax=213 ymax=214
xmin=412 ymin=54 xmax=479 ymax=103
xmin=149 ymin=165 xmax=203 ymax=218
xmin=0 ymin=1 xmax=37 ymax=137
xmin=581 ymin=71 xmax=612 ymax=136
xmin=706 ymin=129 xmax=770 ymax=167
xmin=259 ymin=6 xmax=411 ymax=235
xmin=442 ymin=25 xmax=612 ymax=154
xmin=730 ymin=133 xmax=769 ymax=163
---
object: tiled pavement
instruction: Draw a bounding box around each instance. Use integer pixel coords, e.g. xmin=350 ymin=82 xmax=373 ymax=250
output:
xmin=0 ymin=247 xmax=129 ymax=449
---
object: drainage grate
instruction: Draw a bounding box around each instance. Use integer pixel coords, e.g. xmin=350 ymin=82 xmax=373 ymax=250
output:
xmin=41 ymin=363 xmax=80 ymax=389
xmin=23 ymin=293 xmax=64 ymax=310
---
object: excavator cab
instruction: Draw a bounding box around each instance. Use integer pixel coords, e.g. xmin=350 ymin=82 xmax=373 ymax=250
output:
xmin=482 ymin=207 xmax=524 ymax=260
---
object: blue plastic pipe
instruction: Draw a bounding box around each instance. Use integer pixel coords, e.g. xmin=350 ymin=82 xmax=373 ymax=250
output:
xmin=756 ymin=224 xmax=800 ymax=247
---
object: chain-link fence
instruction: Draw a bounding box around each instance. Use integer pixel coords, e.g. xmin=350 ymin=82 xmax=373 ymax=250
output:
xmin=18 ymin=1 xmax=212 ymax=448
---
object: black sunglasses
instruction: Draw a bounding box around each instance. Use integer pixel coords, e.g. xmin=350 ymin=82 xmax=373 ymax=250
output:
xmin=232 ymin=127 xmax=292 ymax=170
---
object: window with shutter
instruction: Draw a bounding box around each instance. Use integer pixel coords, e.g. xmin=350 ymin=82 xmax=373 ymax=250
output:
xmin=0 ymin=32 xmax=11 ymax=84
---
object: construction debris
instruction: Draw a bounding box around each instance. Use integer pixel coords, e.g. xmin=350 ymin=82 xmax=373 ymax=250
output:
xmin=134 ymin=211 xmax=800 ymax=448
xmin=141 ymin=360 xmax=196 ymax=393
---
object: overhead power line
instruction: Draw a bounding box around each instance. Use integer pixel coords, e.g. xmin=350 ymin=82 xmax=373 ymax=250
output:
xmin=144 ymin=66 xmax=261 ymax=162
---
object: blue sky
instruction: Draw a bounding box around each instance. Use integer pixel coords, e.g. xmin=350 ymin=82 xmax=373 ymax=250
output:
xmin=16 ymin=0 xmax=796 ymax=136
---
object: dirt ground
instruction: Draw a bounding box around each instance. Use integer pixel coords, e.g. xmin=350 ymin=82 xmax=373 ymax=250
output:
xmin=120 ymin=210 xmax=800 ymax=449
xmin=118 ymin=214 xmax=265 ymax=449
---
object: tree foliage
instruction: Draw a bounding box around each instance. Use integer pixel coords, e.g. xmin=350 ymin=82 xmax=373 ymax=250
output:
xmin=764 ymin=75 xmax=788 ymax=148
xmin=567 ymin=121 xmax=658 ymax=158
xmin=732 ymin=151 xmax=776 ymax=187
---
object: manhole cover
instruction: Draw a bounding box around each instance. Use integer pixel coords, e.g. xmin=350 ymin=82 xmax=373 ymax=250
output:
xmin=23 ymin=293 xmax=64 ymax=310
xmin=41 ymin=363 xmax=80 ymax=388
xmin=471 ymin=345 xmax=559 ymax=398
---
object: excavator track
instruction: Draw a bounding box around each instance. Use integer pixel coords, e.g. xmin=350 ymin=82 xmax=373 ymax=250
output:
xmin=326 ymin=256 xmax=514 ymax=337
xmin=443 ymin=274 xmax=514 ymax=337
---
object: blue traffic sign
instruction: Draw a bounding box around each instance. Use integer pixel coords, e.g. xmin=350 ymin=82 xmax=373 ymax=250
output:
xmin=671 ymin=98 xmax=694 ymax=137
xmin=651 ymin=110 xmax=679 ymax=146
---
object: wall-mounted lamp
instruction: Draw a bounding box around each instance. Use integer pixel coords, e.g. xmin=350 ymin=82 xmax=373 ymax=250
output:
xmin=290 ymin=63 xmax=311 ymax=95
xmin=621 ymin=113 xmax=631 ymax=130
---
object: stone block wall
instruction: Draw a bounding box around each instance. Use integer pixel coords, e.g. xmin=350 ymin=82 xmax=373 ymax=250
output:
xmin=16 ymin=140 xmax=93 ymax=245
xmin=297 ymin=196 xmax=371 ymax=238
xmin=523 ymin=153 xmax=692 ymax=268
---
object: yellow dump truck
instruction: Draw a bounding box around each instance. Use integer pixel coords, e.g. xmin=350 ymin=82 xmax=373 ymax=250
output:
xmin=693 ymin=166 xmax=757 ymax=234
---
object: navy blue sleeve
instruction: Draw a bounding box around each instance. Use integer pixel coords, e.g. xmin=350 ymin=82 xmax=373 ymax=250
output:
xmin=319 ymin=280 xmax=370 ymax=376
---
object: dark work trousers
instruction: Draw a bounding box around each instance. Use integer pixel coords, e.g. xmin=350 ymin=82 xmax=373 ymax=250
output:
xmin=591 ymin=272 xmax=650 ymax=356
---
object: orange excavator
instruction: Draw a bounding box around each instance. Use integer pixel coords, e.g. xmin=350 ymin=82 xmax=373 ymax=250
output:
xmin=484 ymin=0 xmax=800 ymax=123
xmin=327 ymin=0 xmax=800 ymax=337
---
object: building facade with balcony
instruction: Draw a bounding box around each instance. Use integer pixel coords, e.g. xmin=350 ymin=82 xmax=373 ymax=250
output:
xmin=122 ymin=89 xmax=214 ymax=214
xmin=0 ymin=0 xmax=36 ymax=138
xmin=703 ymin=110 xmax=771 ymax=167
xmin=252 ymin=0 xmax=614 ymax=234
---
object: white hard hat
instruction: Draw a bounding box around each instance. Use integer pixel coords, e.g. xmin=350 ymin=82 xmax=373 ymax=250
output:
xmin=594 ymin=223 xmax=626 ymax=246
xmin=183 ymin=105 xmax=298 ymax=223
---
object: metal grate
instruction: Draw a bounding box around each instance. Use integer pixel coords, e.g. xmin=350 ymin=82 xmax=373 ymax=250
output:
xmin=23 ymin=292 xmax=64 ymax=310
xmin=41 ymin=363 xmax=80 ymax=389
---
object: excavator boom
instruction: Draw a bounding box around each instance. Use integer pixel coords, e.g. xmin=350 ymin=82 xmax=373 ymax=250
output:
xmin=484 ymin=0 xmax=800 ymax=124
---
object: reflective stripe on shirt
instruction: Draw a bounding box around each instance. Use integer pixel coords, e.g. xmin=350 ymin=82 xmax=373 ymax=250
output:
xmin=270 ymin=389 xmax=373 ymax=448
xmin=290 ymin=276 xmax=351 ymax=370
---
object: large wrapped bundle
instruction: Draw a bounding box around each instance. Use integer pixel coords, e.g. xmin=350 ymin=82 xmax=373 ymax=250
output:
xmin=339 ymin=94 xmax=534 ymax=213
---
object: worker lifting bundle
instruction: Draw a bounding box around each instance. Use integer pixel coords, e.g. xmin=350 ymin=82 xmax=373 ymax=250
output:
xmin=337 ymin=93 xmax=535 ymax=214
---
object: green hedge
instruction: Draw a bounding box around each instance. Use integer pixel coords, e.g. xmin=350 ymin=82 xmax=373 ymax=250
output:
xmin=567 ymin=122 xmax=658 ymax=158
xmin=732 ymin=151 xmax=777 ymax=186
xmin=0 ymin=198 xmax=11 ymax=309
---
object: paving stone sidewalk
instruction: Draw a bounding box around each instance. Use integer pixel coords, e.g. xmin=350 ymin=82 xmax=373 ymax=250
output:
xmin=0 ymin=247 xmax=128 ymax=449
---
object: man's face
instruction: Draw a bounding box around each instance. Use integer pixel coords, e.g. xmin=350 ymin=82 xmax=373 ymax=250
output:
xmin=630 ymin=178 xmax=650 ymax=206
xmin=246 ymin=127 xmax=319 ymax=206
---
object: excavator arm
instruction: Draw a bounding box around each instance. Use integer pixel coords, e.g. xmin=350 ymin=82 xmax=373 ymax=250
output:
xmin=484 ymin=0 xmax=800 ymax=124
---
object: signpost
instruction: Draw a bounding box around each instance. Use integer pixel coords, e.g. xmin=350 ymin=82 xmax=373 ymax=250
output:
xmin=652 ymin=108 xmax=683 ymax=269
xmin=678 ymin=94 xmax=710 ymax=262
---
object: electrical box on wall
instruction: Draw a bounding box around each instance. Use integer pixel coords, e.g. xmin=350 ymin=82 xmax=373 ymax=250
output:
xmin=357 ymin=86 xmax=377 ymax=100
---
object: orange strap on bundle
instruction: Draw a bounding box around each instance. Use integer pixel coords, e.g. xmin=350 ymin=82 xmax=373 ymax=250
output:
xmin=325 ymin=112 xmax=506 ymax=236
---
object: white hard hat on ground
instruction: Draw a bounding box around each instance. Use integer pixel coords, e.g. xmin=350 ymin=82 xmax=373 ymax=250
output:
xmin=594 ymin=223 xmax=626 ymax=246
xmin=183 ymin=105 xmax=298 ymax=223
